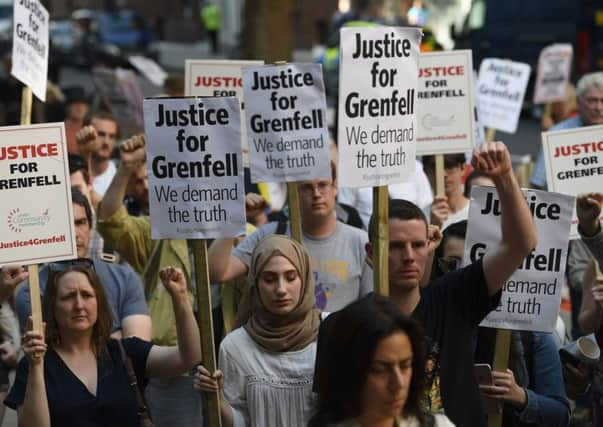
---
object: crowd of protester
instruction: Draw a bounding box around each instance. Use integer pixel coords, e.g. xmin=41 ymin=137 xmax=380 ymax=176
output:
xmin=3 ymin=2 xmax=603 ymax=426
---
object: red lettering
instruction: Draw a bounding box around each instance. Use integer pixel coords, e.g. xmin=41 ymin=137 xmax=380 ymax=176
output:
xmin=0 ymin=143 xmax=59 ymax=160
xmin=419 ymin=66 xmax=464 ymax=78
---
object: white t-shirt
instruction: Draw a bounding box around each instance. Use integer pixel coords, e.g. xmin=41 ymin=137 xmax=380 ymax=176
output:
xmin=93 ymin=161 xmax=117 ymax=197
xmin=220 ymin=327 xmax=317 ymax=427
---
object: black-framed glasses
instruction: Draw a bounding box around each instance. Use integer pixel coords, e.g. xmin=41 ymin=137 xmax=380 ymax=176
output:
xmin=48 ymin=258 xmax=95 ymax=275
xmin=437 ymin=256 xmax=462 ymax=274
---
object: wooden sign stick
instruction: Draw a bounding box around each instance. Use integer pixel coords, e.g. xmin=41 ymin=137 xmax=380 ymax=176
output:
xmin=487 ymin=329 xmax=511 ymax=427
xmin=372 ymin=186 xmax=389 ymax=296
xmin=192 ymin=239 xmax=222 ymax=427
xmin=20 ymin=85 xmax=43 ymax=334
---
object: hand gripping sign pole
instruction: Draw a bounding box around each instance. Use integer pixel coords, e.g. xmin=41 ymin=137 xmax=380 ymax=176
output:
xmin=488 ymin=329 xmax=511 ymax=427
xmin=192 ymin=239 xmax=222 ymax=427
xmin=20 ymin=86 xmax=43 ymax=334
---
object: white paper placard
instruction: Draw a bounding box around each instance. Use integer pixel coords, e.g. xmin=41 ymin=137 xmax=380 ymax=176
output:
xmin=128 ymin=55 xmax=168 ymax=87
xmin=11 ymin=0 xmax=49 ymax=101
xmin=242 ymin=63 xmax=331 ymax=183
xmin=0 ymin=123 xmax=76 ymax=265
xmin=533 ymin=44 xmax=573 ymax=105
xmin=476 ymin=58 xmax=531 ymax=134
xmin=464 ymin=186 xmax=573 ymax=332
xmin=144 ymin=97 xmax=246 ymax=240
xmin=416 ymin=50 xmax=475 ymax=155
xmin=185 ymin=60 xmax=264 ymax=167
xmin=337 ymin=26 xmax=421 ymax=188
xmin=543 ymin=124 xmax=603 ymax=238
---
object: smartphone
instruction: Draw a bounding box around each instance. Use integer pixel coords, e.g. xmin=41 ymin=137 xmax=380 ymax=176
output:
xmin=474 ymin=363 xmax=493 ymax=385
xmin=475 ymin=364 xmax=502 ymax=415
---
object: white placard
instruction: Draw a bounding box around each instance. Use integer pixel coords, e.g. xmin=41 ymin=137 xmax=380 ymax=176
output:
xmin=416 ymin=50 xmax=475 ymax=155
xmin=533 ymin=44 xmax=573 ymax=105
xmin=242 ymin=63 xmax=331 ymax=183
xmin=0 ymin=123 xmax=76 ymax=265
xmin=128 ymin=55 xmax=168 ymax=87
xmin=543 ymin=124 xmax=603 ymax=238
xmin=185 ymin=60 xmax=264 ymax=167
xmin=337 ymin=26 xmax=421 ymax=188
xmin=464 ymin=186 xmax=573 ymax=332
xmin=11 ymin=0 xmax=49 ymax=101
xmin=144 ymin=97 xmax=246 ymax=239
xmin=476 ymin=58 xmax=531 ymax=134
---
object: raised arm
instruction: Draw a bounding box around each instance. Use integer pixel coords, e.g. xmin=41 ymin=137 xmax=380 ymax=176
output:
xmin=577 ymin=193 xmax=603 ymax=268
xmin=477 ymin=141 xmax=538 ymax=296
xmin=578 ymin=259 xmax=603 ymax=334
xmin=18 ymin=318 xmax=49 ymax=427
xmin=98 ymin=135 xmax=146 ymax=221
xmin=145 ymin=267 xmax=201 ymax=378
xmin=207 ymin=193 xmax=265 ymax=283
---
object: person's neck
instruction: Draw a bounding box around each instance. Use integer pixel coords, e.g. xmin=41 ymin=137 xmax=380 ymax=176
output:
xmin=355 ymin=414 xmax=397 ymax=427
xmin=447 ymin=190 xmax=468 ymax=213
xmin=55 ymin=332 xmax=94 ymax=355
xmin=301 ymin=212 xmax=337 ymax=238
xmin=91 ymin=158 xmax=110 ymax=177
xmin=389 ymin=285 xmax=421 ymax=316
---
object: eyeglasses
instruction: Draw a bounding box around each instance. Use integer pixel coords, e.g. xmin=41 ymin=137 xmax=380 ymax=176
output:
xmin=437 ymin=256 xmax=462 ymax=274
xmin=299 ymin=181 xmax=332 ymax=196
xmin=48 ymin=258 xmax=95 ymax=276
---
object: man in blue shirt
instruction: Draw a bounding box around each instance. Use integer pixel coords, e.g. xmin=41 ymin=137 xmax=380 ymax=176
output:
xmin=12 ymin=188 xmax=151 ymax=339
xmin=531 ymin=72 xmax=603 ymax=189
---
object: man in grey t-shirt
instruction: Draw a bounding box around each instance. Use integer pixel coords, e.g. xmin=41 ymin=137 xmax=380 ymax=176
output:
xmin=208 ymin=169 xmax=372 ymax=312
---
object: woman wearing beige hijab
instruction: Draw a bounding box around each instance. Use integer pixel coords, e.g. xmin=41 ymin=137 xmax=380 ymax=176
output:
xmin=195 ymin=235 xmax=321 ymax=427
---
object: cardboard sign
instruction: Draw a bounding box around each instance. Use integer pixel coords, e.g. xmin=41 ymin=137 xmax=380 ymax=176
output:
xmin=144 ymin=97 xmax=245 ymax=240
xmin=533 ymin=44 xmax=573 ymax=104
xmin=337 ymin=26 xmax=421 ymax=188
xmin=464 ymin=186 xmax=573 ymax=332
xmin=0 ymin=123 xmax=76 ymax=265
xmin=11 ymin=0 xmax=49 ymax=101
xmin=476 ymin=58 xmax=531 ymax=134
xmin=543 ymin=124 xmax=603 ymax=238
xmin=185 ymin=60 xmax=264 ymax=167
xmin=416 ymin=50 xmax=475 ymax=155
xmin=242 ymin=63 xmax=331 ymax=183
xmin=92 ymin=68 xmax=145 ymax=137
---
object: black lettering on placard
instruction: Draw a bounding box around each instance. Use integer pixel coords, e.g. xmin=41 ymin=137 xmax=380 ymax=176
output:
xmin=149 ymin=102 xmax=241 ymax=227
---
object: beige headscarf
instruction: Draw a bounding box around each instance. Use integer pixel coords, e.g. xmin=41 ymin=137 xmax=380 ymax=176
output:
xmin=242 ymin=235 xmax=321 ymax=352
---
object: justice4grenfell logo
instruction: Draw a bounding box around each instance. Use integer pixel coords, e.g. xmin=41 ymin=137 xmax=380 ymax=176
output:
xmin=7 ymin=208 xmax=51 ymax=233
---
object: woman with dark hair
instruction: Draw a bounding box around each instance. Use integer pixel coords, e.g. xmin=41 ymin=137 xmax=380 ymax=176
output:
xmin=195 ymin=235 xmax=322 ymax=427
xmin=311 ymin=294 xmax=455 ymax=427
xmin=5 ymin=261 xmax=201 ymax=427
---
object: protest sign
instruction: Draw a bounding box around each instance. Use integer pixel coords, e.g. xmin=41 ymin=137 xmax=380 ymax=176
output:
xmin=144 ymin=97 xmax=245 ymax=240
xmin=0 ymin=123 xmax=76 ymax=265
xmin=242 ymin=63 xmax=331 ymax=183
xmin=185 ymin=59 xmax=264 ymax=167
xmin=542 ymin=124 xmax=603 ymax=238
xmin=128 ymin=55 xmax=168 ymax=87
xmin=416 ymin=50 xmax=475 ymax=155
xmin=533 ymin=44 xmax=573 ymax=105
xmin=337 ymin=26 xmax=421 ymax=188
xmin=464 ymin=186 xmax=573 ymax=332
xmin=11 ymin=0 xmax=49 ymax=101
xmin=476 ymin=58 xmax=531 ymax=134
xmin=92 ymin=67 xmax=145 ymax=137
